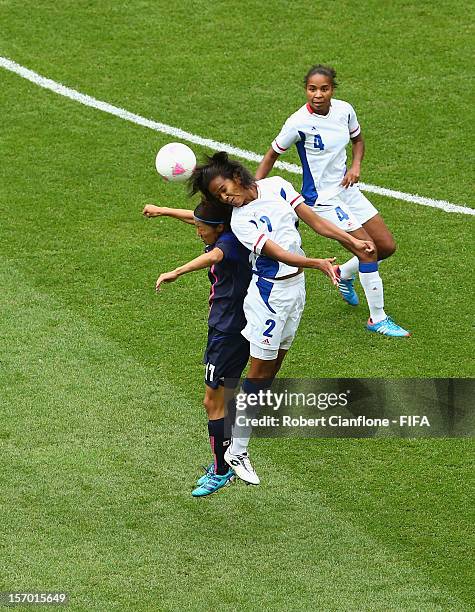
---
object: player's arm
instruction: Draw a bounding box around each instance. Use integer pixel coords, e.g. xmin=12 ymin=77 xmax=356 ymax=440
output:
xmin=341 ymin=132 xmax=365 ymax=188
xmin=156 ymin=247 xmax=224 ymax=291
xmin=143 ymin=205 xmax=195 ymax=224
xmin=262 ymin=240 xmax=337 ymax=285
xmin=255 ymin=148 xmax=280 ymax=180
xmin=256 ymin=120 xmax=298 ymax=179
xmin=295 ymin=202 xmax=375 ymax=256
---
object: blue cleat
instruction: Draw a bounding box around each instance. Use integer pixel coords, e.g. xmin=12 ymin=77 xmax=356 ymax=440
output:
xmin=192 ymin=468 xmax=235 ymax=497
xmin=335 ymin=267 xmax=359 ymax=306
xmin=197 ymin=462 xmax=215 ymax=486
xmin=367 ymin=317 xmax=410 ymax=337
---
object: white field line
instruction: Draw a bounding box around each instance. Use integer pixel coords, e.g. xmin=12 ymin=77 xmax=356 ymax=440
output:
xmin=1 ymin=56 xmax=474 ymax=216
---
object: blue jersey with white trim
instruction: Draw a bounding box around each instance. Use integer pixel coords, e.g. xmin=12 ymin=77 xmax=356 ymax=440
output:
xmin=272 ymin=99 xmax=361 ymax=205
xmin=206 ymin=231 xmax=252 ymax=333
xmin=230 ymin=176 xmax=305 ymax=279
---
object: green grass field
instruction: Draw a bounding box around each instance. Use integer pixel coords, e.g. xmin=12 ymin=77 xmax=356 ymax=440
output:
xmin=1 ymin=1 xmax=474 ymax=610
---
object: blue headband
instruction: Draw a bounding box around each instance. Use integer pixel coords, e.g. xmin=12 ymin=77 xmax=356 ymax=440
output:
xmin=193 ymin=214 xmax=227 ymax=225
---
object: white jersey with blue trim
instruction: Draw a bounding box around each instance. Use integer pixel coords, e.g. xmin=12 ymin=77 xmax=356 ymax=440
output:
xmin=230 ymin=176 xmax=305 ymax=279
xmin=272 ymin=99 xmax=361 ymax=205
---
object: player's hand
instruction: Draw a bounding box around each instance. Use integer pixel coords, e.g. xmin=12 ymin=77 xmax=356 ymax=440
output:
xmin=340 ymin=165 xmax=360 ymax=188
xmin=312 ymin=257 xmax=338 ymax=285
xmin=351 ymin=238 xmax=375 ymax=255
xmin=143 ymin=204 xmax=165 ymax=218
xmin=156 ymin=271 xmax=179 ymax=291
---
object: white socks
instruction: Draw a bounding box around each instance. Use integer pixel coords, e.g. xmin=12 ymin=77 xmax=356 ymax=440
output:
xmin=339 ymin=256 xmax=385 ymax=280
xmin=338 ymin=257 xmax=387 ymax=323
xmin=339 ymin=256 xmax=359 ymax=280
xmin=229 ymin=433 xmax=250 ymax=456
xmin=358 ymin=262 xmax=386 ymax=323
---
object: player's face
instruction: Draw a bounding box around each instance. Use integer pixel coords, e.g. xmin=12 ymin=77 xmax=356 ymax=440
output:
xmin=208 ymin=175 xmax=249 ymax=207
xmin=195 ymin=220 xmax=221 ymax=245
xmin=305 ymin=74 xmax=334 ymax=115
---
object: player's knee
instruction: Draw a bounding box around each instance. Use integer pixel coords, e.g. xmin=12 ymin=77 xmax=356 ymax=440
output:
xmin=203 ymin=394 xmax=215 ymax=415
xmin=204 ymin=392 xmax=224 ymax=419
xmin=248 ymin=360 xmax=278 ymax=379
xmin=378 ymin=238 xmax=396 ymax=260
xmin=358 ymin=250 xmax=378 ymax=264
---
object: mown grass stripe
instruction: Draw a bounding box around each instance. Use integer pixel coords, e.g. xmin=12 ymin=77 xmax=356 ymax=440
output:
xmin=0 ymin=260 xmax=463 ymax=610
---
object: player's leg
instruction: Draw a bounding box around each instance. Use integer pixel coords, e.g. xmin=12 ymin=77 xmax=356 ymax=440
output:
xmin=274 ymin=348 xmax=288 ymax=376
xmin=225 ymin=353 xmax=277 ymax=485
xmin=314 ymin=200 xmax=364 ymax=306
xmin=193 ymin=331 xmax=249 ymax=497
xmin=336 ymin=188 xmax=396 ymax=279
xmin=226 ymin=277 xmax=286 ymax=483
xmin=338 ymin=214 xmax=395 ymax=282
xmin=316 ymin=200 xmax=409 ymax=336
xmin=345 ymin=226 xmax=409 ymax=336
xmin=346 ymin=225 xmax=388 ymax=325
xmin=203 ymin=384 xmax=229 ymax=475
xmin=340 ymin=187 xmax=396 ymax=261
xmin=361 ymin=214 xmax=396 ymax=261
xmin=226 ymin=275 xmax=305 ymax=483
xmin=192 ymin=384 xmax=236 ymax=497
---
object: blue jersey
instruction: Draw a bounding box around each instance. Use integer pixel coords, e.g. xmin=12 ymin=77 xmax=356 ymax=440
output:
xmin=206 ymin=231 xmax=252 ymax=333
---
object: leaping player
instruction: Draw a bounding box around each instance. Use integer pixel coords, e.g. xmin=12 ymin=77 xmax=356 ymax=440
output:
xmin=190 ymin=151 xmax=375 ymax=484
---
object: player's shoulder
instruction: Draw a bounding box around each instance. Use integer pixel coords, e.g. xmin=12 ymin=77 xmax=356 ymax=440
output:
xmin=230 ymin=207 xmax=252 ymax=230
xmin=283 ymin=103 xmax=310 ymax=125
xmin=216 ymin=230 xmax=239 ymax=246
xmin=257 ymin=176 xmax=300 ymax=206
xmin=332 ymin=98 xmax=357 ymax=116
xmin=257 ymin=176 xmax=285 ymax=189
xmin=257 ymin=175 xmax=293 ymax=196
xmin=215 ymin=231 xmax=248 ymax=261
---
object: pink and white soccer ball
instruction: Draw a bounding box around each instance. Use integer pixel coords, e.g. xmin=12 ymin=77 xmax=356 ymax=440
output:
xmin=155 ymin=143 xmax=196 ymax=183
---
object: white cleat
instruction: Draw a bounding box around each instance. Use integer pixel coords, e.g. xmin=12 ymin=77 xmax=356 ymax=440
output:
xmin=224 ymin=449 xmax=260 ymax=485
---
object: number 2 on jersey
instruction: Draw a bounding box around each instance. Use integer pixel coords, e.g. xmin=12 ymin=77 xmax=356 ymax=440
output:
xmin=263 ymin=319 xmax=276 ymax=337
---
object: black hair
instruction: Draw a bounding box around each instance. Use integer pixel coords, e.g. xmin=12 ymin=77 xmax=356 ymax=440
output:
xmin=189 ymin=151 xmax=255 ymax=204
xmin=193 ymin=198 xmax=232 ymax=231
xmin=304 ymin=64 xmax=338 ymax=88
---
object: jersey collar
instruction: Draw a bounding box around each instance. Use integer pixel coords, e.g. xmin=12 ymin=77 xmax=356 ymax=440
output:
xmin=306 ymin=102 xmax=332 ymax=118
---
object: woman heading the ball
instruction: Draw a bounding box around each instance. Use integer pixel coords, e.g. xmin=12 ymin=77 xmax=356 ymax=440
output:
xmin=255 ymin=64 xmax=410 ymax=337
xmin=144 ymin=196 xmax=341 ymax=490
xmin=143 ymin=200 xmax=250 ymax=497
xmin=190 ymin=151 xmax=374 ymax=485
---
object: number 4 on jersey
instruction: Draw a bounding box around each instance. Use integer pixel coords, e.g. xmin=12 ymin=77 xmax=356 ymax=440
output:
xmin=335 ymin=206 xmax=350 ymax=222
xmin=313 ymin=134 xmax=325 ymax=151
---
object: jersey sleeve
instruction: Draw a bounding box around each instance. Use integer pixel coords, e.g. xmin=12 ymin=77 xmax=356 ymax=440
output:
xmin=348 ymin=104 xmax=361 ymax=138
xmin=271 ymin=117 xmax=300 ymax=154
xmin=274 ymin=177 xmax=305 ymax=209
xmin=231 ymin=213 xmax=268 ymax=256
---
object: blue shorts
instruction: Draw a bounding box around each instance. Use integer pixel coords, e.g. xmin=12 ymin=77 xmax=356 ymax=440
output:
xmin=203 ymin=327 xmax=249 ymax=390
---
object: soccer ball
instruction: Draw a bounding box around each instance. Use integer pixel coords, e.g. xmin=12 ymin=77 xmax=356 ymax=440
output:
xmin=155 ymin=142 xmax=196 ymax=183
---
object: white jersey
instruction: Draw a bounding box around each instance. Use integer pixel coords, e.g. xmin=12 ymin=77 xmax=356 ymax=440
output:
xmin=230 ymin=176 xmax=305 ymax=279
xmin=272 ymin=99 xmax=361 ymax=205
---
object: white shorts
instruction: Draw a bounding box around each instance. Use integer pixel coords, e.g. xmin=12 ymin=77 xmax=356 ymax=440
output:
xmin=337 ymin=185 xmax=379 ymax=225
xmin=242 ymin=273 xmax=306 ymax=360
xmin=314 ymin=186 xmax=378 ymax=230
